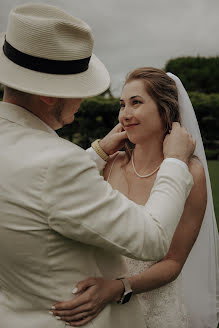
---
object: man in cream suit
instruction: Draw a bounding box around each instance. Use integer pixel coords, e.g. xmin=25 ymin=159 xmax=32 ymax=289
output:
xmin=0 ymin=4 xmax=195 ymax=328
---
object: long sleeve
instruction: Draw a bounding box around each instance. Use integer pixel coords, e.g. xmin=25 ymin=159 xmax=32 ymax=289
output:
xmin=86 ymin=147 xmax=106 ymax=171
xmin=45 ymin=145 xmax=193 ymax=261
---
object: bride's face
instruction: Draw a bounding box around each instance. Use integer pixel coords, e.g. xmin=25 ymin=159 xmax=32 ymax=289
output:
xmin=119 ymin=79 xmax=165 ymax=144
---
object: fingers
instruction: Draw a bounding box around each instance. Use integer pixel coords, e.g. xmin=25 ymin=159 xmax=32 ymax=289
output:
xmin=65 ymin=311 xmax=100 ymax=327
xmin=114 ymin=123 xmax=123 ymax=132
xmin=56 ymin=309 xmax=95 ymax=323
xmin=171 ymin=122 xmax=181 ymax=130
xmin=164 ymin=121 xmax=196 ymax=163
xmin=73 ymin=277 xmax=96 ymax=294
xmin=171 ymin=122 xmax=194 ymax=140
xmin=53 ymin=277 xmax=97 ymax=311
xmin=52 ymin=302 xmax=94 ymax=318
xmin=51 ymin=298 xmax=103 ymax=326
xmin=53 ymin=294 xmax=87 ymax=311
xmin=118 ymin=130 xmax=128 ymax=140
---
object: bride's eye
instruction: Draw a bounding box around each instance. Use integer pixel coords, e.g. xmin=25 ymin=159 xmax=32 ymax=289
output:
xmin=120 ymin=103 xmax=125 ymax=109
xmin=133 ymin=100 xmax=141 ymax=105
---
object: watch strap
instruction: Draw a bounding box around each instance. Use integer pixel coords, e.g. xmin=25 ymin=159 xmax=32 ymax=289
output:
xmin=116 ymin=278 xmax=133 ymax=304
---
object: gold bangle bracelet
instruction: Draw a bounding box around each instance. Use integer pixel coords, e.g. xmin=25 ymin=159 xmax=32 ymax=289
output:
xmin=91 ymin=139 xmax=109 ymax=162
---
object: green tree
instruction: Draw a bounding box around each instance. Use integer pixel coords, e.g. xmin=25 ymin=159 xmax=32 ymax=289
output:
xmin=165 ymin=56 xmax=219 ymax=93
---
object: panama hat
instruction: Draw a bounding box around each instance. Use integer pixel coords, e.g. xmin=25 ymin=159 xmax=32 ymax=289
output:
xmin=0 ymin=3 xmax=110 ymax=98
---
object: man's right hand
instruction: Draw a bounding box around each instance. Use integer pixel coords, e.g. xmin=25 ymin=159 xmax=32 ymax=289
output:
xmin=163 ymin=122 xmax=196 ymax=165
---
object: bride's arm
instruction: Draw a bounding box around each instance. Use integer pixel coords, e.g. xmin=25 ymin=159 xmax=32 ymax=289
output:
xmin=50 ymin=160 xmax=206 ymax=326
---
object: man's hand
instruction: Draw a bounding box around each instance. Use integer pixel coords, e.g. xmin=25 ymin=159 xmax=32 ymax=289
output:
xmin=99 ymin=123 xmax=128 ymax=155
xmin=163 ymin=122 xmax=196 ymax=165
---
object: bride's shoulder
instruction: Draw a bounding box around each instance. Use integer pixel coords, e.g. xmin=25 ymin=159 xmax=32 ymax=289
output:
xmin=103 ymin=151 xmax=128 ymax=180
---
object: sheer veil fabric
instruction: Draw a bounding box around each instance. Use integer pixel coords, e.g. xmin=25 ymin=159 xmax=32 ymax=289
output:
xmin=167 ymin=73 xmax=219 ymax=328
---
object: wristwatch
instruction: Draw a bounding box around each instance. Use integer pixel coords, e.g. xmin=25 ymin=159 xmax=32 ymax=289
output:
xmin=116 ymin=278 xmax=133 ymax=304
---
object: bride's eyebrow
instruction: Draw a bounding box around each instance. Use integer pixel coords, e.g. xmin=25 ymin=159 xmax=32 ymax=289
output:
xmin=130 ymin=95 xmax=142 ymax=100
xmin=120 ymin=95 xmax=142 ymax=102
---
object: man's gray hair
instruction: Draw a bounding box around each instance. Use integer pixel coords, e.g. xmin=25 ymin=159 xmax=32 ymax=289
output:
xmin=4 ymin=86 xmax=31 ymax=99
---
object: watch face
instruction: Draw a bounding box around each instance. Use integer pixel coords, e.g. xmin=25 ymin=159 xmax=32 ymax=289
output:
xmin=122 ymin=291 xmax=133 ymax=304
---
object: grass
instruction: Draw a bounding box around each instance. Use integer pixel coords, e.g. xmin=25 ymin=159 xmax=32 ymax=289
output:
xmin=207 ymin=160 xmax=219 ymax=228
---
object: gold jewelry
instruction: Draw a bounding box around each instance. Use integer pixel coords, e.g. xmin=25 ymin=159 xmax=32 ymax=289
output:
xmin=131 ymin=151 xmax=161 ymax=178
xmin=91 ymin=139 xmax=109 ymax=162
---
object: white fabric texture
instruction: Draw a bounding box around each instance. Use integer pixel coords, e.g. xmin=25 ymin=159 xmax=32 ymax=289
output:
xmin=167 ymin=73 xmax=219 ymax=328
xmin=163 ymin=157 xmax=188 ymax=170
xmin=0 ymin=101 xmax=194 ymax=328
xmin=124 ymin=257 xmax=188 ymax=328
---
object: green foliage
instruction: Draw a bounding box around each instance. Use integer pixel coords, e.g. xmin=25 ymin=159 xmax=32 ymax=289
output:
xmin=0 ymin=84 xmax=3 ymax=100
xmin=208 ymin=161 xmax=219 ymax=223
xmin=165 ymin=56 xmax=219 ymax=93
xmin=205 ymin=149 xmax=219 ymax=160
xmin=188 ymin=92 xmax=219 ymax=144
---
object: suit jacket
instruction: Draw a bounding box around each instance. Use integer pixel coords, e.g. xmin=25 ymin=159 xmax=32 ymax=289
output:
xmin=0 ymin=102 xmax=193 ymax=328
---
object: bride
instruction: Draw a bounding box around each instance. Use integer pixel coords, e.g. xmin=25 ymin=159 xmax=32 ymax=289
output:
xmin=50 ymin=68 xmax=218 ymax=328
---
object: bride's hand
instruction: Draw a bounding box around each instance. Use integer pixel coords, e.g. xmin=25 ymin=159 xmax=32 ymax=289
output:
xmin=99 ymin=123 xmax=128 ymax=155
xmin=50 ymin=277 xmax=124 ymax=326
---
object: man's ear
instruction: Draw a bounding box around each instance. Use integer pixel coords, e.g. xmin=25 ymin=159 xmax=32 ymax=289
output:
xmin=39 ymin=96 xmax=58 ymax=106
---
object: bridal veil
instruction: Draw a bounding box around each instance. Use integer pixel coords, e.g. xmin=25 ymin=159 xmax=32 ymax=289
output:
xmin=167 ymin=73 xmax=219 ymax=328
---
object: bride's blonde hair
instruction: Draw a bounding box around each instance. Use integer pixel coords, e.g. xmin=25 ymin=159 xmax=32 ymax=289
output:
xmin=123 ymin=67 xmax=181 ymax=158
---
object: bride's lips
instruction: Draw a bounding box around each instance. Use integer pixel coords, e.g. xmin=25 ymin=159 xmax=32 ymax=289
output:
xmin=124 ymin=124 xmax=139 ymax=130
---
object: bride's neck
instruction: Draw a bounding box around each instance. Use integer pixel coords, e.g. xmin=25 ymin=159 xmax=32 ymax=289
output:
xmin=132 ymin=137 xmax=164 ymax=172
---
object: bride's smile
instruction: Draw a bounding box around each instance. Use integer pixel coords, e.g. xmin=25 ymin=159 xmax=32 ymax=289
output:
xmin=119 ymin=79 xmax=165 ymax=145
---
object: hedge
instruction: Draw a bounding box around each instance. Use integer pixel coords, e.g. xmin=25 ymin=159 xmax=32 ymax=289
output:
xmin=164 ymin=56 xmax=219 ymax=94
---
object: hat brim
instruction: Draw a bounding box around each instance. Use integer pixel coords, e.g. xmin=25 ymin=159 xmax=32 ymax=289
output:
xmin=0 ymin=33 xmax=110 ymax=98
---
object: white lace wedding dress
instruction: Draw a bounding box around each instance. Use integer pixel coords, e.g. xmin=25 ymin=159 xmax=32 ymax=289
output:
xmin=106 ymin=154 xmax=189 ymax=328
xmin=124 ymin=257 xmax=188 ymax=328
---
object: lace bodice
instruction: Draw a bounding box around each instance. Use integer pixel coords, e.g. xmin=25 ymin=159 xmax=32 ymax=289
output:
xmin=124 ymin=257 xmax=188 ymax=328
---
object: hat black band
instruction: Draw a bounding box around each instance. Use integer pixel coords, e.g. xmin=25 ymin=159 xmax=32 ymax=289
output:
xmin=3 ymin=39 xmax=91 ymax=75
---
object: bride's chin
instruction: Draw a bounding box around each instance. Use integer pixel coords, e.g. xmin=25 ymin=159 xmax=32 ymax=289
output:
xmin=127 ymin=135 xmax=146 ymax=145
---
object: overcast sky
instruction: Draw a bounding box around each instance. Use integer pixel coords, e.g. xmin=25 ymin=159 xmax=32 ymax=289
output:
xmin=1 ymin=0 xmax=218 ymax=95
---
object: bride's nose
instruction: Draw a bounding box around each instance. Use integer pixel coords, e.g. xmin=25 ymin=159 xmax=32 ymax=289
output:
xmin=124 ymin=114 xmax=132 ymax=122
xmin=122 ymin=106 xmax=133 ymax=121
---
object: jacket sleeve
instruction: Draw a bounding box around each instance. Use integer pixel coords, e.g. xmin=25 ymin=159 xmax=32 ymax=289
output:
xmin=85 ymin=147 xmax=106 ymax=171
xmin=45 ymin=145 xmax=193 ymax=261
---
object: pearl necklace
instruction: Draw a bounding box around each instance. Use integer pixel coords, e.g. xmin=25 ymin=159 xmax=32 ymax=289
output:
xmin=131 ymin=151 xmax=161 ymax=178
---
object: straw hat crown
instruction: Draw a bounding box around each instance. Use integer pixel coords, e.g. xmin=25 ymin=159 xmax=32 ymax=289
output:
xmin=6 ymin=3 xmax=94 ymax=61
xmin=0 ymin=3 xmax=110 ymax=98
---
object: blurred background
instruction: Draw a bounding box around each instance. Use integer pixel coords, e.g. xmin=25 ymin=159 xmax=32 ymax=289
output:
xmin=0 ymin=0 xmax=218 ymax=223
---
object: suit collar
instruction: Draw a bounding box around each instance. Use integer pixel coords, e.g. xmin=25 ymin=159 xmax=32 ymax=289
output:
xmin=0 ymin=101 xmax=57 ymax=135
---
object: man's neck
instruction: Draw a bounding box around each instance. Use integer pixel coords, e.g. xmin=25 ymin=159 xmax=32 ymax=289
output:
xmin=3 ymin=96 xmax=57 ymax=131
